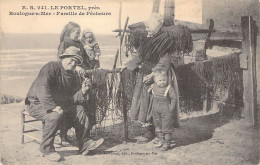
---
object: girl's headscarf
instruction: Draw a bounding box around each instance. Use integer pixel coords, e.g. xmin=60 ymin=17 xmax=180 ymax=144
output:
xmin=80 ymin=28 xmax=97 ymax=47
xmin=60 ymin=22 xmax=81 ymax=43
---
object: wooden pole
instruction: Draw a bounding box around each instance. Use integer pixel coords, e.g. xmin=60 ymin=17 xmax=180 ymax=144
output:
xmin=164 ymin=0 xmax=175 ymax=18
xmin=113 ymin=17 xmax=129 ymax=69
xmin=121 ymin=71 xmax=128 ymax=142
xmin=241 ymin=16 xmax=258 ymax=126
xmin=120 ymin=18 xmax=130 ymax=142
xmin=118 ymin=1 xmax=122 ymax=36
xmin=204 ymin=19 xmax=214 ymax=60
xmin=252 ymin=20 xmax=258 ymax=126
xmin=119 ymin=1 xmax=122 ymax=65
xmin=21 ymin=109 xmax=25 ymax=144
xmin=152 ymin=0 xmax=160 ymax=13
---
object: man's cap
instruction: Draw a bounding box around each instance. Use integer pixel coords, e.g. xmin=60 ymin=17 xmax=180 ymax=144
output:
xmin=59 ymin=46 xmax=83 ymax=65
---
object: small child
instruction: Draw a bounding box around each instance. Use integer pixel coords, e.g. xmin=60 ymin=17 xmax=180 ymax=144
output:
xmin=148 ymin=69 xmax=177 ymax=151
xmin=80 ymin=29 xmax=101 ymax=69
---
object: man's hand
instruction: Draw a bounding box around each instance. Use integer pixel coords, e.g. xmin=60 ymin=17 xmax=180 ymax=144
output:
xmin=52 ymin=106 xmax=63 ymax=115
xmin=82 ymin=78 xmax=92 ymax=95
xmin=75 ymin=66 xmax=86 ymax=78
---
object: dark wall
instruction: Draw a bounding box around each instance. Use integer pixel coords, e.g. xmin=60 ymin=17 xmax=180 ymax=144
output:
xmin=202 ymin=0 xmax=259 ymax=30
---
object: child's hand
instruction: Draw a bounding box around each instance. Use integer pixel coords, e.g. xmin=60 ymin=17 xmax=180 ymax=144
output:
xmin=95 ymin=56 xmax=99 ymax=60
xmin=88 ymin=51 xmax=96 ymax=60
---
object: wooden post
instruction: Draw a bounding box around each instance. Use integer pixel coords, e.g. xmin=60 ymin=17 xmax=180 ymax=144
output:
xmin=152 ymin=0 xmax=160 ymax=13
xmin=164 ymin=0 xmax=175 ymax=18
xmin=252 ymin=20 xmax=258 ymax=126
xmin=21 ymin=109 xmax=25 ymax=144
xmin=241 ymin=16 xmax=258 ymax=126
xmin=113 ymin=17 xmax=129 ymax=69
xmin=118 ymin=1 xmax=122 ymax=36
xmin=119 ymin=1 xmax=122 ymax=65
xmin=203 ymin=19 xmax=214 ymax=112
xmin=204 ymin=19 xmax=214 ymax=60
xmin=121 ymin=71 xmax=128 ymax=142
xmin=120 ymin=16 xmax=130 ymax=141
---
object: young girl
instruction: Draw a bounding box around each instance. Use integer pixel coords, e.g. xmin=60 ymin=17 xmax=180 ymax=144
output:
xmin=57 ymin=22 xmax=90 ymax=76
xmin=80 ymin=28 xmax=101 ymax=69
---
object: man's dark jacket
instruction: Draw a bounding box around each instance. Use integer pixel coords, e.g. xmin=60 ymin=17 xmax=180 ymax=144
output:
xmin=25 ymin=61 xmax=86 ymax=112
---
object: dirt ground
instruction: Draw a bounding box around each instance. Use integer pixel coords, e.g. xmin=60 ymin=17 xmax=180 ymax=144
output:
xmin=0 ymin=102 xmax=259 ymax=165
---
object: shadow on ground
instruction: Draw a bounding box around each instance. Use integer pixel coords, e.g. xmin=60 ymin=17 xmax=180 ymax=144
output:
xmin=83 ymin=110 xmax=235 ymax=155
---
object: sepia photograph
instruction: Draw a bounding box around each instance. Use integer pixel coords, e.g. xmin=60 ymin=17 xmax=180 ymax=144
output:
xmin=0 ymin=0 xmax=260 ymax=164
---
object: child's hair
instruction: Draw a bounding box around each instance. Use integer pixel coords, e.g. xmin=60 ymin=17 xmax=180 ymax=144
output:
xmin=60 ymin=22 xmax=80 ymax=43
xmin=153 ymin=69 xmax=167 ymax=77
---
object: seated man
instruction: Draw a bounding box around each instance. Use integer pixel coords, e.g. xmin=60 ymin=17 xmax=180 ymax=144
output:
xmin=25 ymin=46 xmax=104 ymax=162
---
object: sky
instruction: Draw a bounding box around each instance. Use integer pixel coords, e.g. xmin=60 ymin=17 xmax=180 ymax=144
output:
xmin=0 ymin=0 xmax=203 ymax=34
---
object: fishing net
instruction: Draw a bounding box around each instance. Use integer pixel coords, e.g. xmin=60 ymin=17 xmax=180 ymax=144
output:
xmin=128 ymin=22 xmax=148 ymax=50
xmin=141 ymin=25 xmax=193 ymax=62
xmin=88 ymin=68 xmax=136 ymax=125
xmin=176 ymin=53 xmax=243 ymax=113
xmin=90 ymin=69 xmax=111 ymax=124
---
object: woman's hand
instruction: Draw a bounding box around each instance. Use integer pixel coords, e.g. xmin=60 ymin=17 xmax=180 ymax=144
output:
xmin=52 ymin=106 xmax=63 ymax=115
xmin=75 ymin=66 xmax=86 ymax=78
xmin=82 ymin=78 xmax=92 ymax=95
xmin=143 ymin=72 xmax=154 ymax=83
xmin=118 ymin=65 xmax=126 ymax=72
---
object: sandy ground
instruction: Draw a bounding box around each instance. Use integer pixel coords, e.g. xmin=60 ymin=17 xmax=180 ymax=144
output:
xmin=0 ymin=102 xmax=259 ymax=165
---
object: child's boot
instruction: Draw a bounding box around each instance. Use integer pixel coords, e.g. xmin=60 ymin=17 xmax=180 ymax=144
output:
xmin=160 ymin=133 xmax=171 ymax=151
xmin=160 ymin=140 xmax=170 ymax=151
xmin=152 ymin=137 xmax=160 ymax=144
xmin=154 ymin=132 xmax=164 ymax=148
